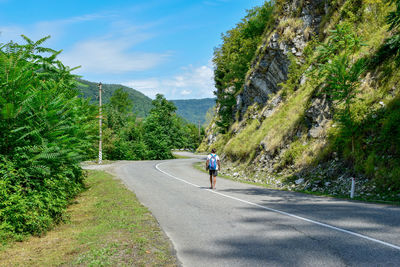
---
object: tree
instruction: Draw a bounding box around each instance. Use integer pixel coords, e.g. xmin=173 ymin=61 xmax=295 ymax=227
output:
xmin=143 ymin=94 xmax=179 ymax=159
xmin=310 ymin=23 xmax=366 ymax=155
xmin=103 ymin=88 xmax=147 ymax=160
xmin=110 ymin=88 xmax=133 ymax=114
xmin=105 ymin=88 xmax=134 ymax=131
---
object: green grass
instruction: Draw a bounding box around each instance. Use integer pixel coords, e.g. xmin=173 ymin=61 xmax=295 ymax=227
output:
xmin=0 ymin=170 xmax=177 ymax=266
xmin=292 ymin=187 xmax=400 ymax=206
xmin=81 ymin=160 xmax=117 ymax=165
xmin=193 ymin=162 xmax=400 ymax=205
xmin=172 ymin=151 xmax=192 ymax=159
xmin=193 ymin=162 xmax=276 ymax=189
xmin=224 ymin=84 xmax=313 ymax=161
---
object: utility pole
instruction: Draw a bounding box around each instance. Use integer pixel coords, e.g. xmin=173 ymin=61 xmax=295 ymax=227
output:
xmin=198 ymin=120 xmax=201 ymax=136
xmin=198 ymin=120 xmax=201 ymax=143
xmin=98 ymin=82 xmax=103 ymax=164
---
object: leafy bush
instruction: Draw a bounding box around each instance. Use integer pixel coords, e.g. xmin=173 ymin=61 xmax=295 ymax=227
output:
xmin=310 ymin=20 xmax=400 ymax=191
xmin=335 ymin=95 xmax=400 ymax=191
xmin=386 ymin=0 xmax=400 ymax=30
xmin=0 ymin=36 xmax=97 ymax=240
xmin=309 ymin=23 xmax=366 ymax=157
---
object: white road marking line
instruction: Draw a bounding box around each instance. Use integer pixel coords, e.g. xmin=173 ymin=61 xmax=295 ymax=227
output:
xmin=156 ymin=161 xmax=400 ymax=251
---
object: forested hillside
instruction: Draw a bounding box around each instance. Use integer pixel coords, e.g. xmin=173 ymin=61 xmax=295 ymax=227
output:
xmin=76 ymin=79 xmax=153 ymax=118
xmin=171 ymin=98 xmax=215 ymax=125
xmin=77 ymin=79 xmax=214 ymax=124
xmin=200 ymin=0 xmax=400 ymax=201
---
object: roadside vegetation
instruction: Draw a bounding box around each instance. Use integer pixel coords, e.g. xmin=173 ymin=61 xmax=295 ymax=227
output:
xmin=0 ymin=170 xmax=177 ymax=266
xmin=0 ymin=36 xmax=202 ymax=245
xmin=0 ymin=36 xmax=97 ymax=242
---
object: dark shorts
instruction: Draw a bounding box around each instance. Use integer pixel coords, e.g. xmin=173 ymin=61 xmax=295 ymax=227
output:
xmin=209 ymin=170 xmax=218 ymax=176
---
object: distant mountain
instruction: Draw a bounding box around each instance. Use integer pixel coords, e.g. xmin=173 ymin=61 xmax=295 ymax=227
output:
xmin=76 ymin=79 xmax=216 ymax=124
xmin=76 ymin=79 xmax=153 ymax=118
xmin=171 ymin=98 xmax=216 ymax=125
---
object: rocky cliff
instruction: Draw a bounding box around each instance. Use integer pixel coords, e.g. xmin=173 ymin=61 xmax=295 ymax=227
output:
xmin=236 ymin=0 xmax=325 ymax=117
xmin=200 ymin=0 xmax=400 ymax=202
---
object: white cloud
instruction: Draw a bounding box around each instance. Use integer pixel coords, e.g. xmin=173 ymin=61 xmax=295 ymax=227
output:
xmin=60 ymin=38 xmax=170 ymax=73
xmin=123 ymin=63 xmax=215 ymax=99
xmin=0 ymin=13 xmax=106 ymax=44
xmin=0 ymin=10 xmax=170 ymax=75
xmin=123 ymin=78 xmax=162 ymax=98
xmin=0 ymin=12 xmax=169 ymax=75
xmin=0 ymin=25 xmax=24 ymax=41
xmin=181 ymin=90 xmax=192 ymax=95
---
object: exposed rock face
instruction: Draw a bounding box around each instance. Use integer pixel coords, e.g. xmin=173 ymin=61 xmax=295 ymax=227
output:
xmin=235 ymin=0 xmax=326 ymax=118
xmin=305 ymin=96 xmax=332 ymax=138
xmin=203 ymin=0 xmax=329 ymax=156
xmin=238 ymin=33 xmax=290 ymax=115
xmin=204 ymin=104 xmax=221 ymax=146
xmin=205 ymin=126 xmax=218 ymax=145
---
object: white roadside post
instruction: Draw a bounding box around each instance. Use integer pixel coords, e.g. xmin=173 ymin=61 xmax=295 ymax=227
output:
xmin=98 ymin=82 xmax=103 ymax=165
xmin=350 ymin=177 xmax=355 ymax=199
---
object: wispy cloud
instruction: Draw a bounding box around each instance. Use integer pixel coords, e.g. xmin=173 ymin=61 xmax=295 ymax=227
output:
xmin=123 ymin=63 xmax=215 ymax=99
xmin=1 ymin=10 xmax=169 ymax=74
xmin=60 ymin=38 xmax=170 ymax=73
xmin=0 ymin=12 xmax=106 ymax=43
xmin=0 ymin=25 xmax=24 ymax=41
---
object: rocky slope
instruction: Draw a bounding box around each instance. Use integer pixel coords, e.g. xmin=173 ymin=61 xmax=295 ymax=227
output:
xmin=199 ymin=0 xmax=400 ymax=202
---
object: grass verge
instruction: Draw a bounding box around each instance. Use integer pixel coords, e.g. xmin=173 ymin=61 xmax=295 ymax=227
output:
xmin=194 ymin=162 xmax=400 ymax=206
xmin=0 ymin=170 xmax=177 ymax=266
xmin=193 ymin=162 xmax=276 ymax=189
xmin=81 ymin=160 xmax=116 ymax=165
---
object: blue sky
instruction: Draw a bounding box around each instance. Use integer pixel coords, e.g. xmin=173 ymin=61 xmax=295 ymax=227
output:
xmin=0 ymin=0 xmax=265 ymax=100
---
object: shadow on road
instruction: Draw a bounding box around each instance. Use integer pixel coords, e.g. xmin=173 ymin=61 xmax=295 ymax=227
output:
xmin=217 ymin=187 xmax=400 ymax=229
xmin=181 ymin=201 xmax=400 ymax=266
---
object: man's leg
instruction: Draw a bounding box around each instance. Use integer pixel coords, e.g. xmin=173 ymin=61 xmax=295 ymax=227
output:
xmin=212 ymin=175 xmax=216 ymax=189
xmin=209 ymin=174 xmax=213 ymax=189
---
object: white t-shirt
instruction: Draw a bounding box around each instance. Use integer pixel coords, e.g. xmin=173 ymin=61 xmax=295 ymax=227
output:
xmin=207 ymin=153 xmax=220 ymax=170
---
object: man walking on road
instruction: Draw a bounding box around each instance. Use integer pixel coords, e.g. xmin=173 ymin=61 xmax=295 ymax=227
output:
xmin=206 ymin=148 xmax=220 ymax=189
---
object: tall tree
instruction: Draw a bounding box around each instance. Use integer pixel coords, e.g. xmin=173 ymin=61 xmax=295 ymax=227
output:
xmin=105 ymin=88 xmax=134 ymax=131
xmin=143 ymin=94 xmax=181 ymax=159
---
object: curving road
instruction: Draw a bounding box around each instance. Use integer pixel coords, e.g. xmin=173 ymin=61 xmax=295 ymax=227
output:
xmin=91 ymin=152 xmax=400 ymax=266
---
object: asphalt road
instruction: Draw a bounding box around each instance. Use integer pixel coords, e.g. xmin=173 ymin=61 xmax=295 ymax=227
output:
xmin=96 ymin=152 xmax=400 ymax=266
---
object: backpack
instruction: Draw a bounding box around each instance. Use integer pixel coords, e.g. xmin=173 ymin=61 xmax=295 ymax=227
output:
xmin=209 ymin=154 xmax=217 ymax=170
